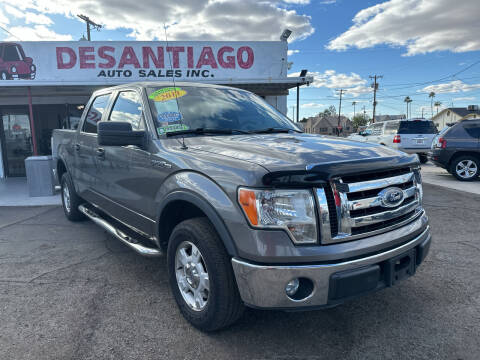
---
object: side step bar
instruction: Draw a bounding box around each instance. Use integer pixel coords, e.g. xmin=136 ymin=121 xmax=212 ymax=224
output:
xmin=78 ymin=204 xmax=163 ymax=257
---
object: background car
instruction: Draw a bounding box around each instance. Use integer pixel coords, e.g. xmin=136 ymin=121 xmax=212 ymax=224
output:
xmin=431 ymin=124 xmax=453 ymax=149
xmin=430 ymin=119 xmax=480 ymax=181
xmin=0 ymin=42 xmax=36 ymax=80
xmin=349 ymin=119 xmax=437 ymax=163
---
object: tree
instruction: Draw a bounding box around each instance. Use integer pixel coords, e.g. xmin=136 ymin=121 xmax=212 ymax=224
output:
xmin=434 ymin=101 xmax=442 ymax=115
xmin=352 ymin=114 xmax=368 ymax=131
xmin=429 ymin=91 xmax=435 ymax=118
xmin=404 ymin=96 xmax=412 ymax=118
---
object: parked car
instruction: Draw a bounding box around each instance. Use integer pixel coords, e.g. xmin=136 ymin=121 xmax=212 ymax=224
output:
xmin=348 ymin=119 xmax=437 ymax=163
xmin=52 ymin=82 xmax=431 ymax=331
xmin=0 ymin=42 xmax=36 ymax=80
xmin=431 ymin=124 xmax=453 ymax=149
xmin=430 ymin=119 xmax=480 ymax=181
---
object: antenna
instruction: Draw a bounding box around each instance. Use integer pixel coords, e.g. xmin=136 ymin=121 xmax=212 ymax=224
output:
xmin=163 ymin=23 xmax=187 ymax=150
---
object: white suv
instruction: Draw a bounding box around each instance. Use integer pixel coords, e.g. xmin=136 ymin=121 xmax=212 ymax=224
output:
xmin=349 ymin=119 xmax=437 ymax=163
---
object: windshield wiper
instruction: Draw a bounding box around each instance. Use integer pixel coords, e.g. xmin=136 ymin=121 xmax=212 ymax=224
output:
xmin=165 ymin=128 xmax=249 ymax=137
xmin=248 ymin=127 xmax=302 ymax=134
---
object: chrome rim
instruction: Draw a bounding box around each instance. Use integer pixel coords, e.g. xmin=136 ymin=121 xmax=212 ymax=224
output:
xmin=175 ymin=241 xmax=209 ymax=311
xmin=456 ymin=160 xmax=478 ymax=179
xmin=63 ymin=184 xmax=71 ymax=213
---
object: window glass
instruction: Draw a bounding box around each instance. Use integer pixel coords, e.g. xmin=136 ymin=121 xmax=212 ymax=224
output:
xmin=109 ymin=91 xmax=145 ymax=131
xmin=384 ymin=121 xmax=400 ymax=135
xmin=82 ymin=94 xmax=110 ymax=134
xmin=372 ymin=123 xmax=383 ymax=135
xmin=462 ymin=121 xmax=480 ymax=138
xmin=4 ymin=45 xmax=23 ymax=61
xmin=397 ymin=120 xmax=436 ymax=134
xmin=147 ymin=86 xmax=298 ymax=136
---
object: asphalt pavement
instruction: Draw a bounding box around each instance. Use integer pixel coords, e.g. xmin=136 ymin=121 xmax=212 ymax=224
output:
xmin=0 ymin=184 xmax=479 ymax=360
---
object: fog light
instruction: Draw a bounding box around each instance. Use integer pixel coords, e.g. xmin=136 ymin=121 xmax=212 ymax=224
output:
xmin=285 ymin=278 xmax=300 ymax=296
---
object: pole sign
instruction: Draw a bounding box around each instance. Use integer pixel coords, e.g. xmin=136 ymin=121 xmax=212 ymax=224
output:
xmin=0 ymin=41 xmax=287 ymax=86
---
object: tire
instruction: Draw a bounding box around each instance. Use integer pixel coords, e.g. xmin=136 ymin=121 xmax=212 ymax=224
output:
xmin=167 ymin=217 xmax=244 ymax=331
xmin=60 ymin=172 xmax=86 ymax=221
xmin=418 ymin=154 xmax=428 ymax=164
xmin=449 ymin=155 xmax=479 ymax=181
xmin=0 ymin=71 xmax=9 ymax=80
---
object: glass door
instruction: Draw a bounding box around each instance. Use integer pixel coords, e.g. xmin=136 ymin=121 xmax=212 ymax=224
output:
xmin=1 ymin=110 xmax=33 ymax=177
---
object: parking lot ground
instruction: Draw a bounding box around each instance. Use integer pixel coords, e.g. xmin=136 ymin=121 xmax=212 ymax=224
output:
xmin=0 ymin=184 xmax=479 ymax=360
xmin=421 ymin=162 xmax=480 ymax=195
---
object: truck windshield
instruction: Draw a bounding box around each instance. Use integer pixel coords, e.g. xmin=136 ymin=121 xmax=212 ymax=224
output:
xmin=147 ymin=86 xmax=299 ymax=136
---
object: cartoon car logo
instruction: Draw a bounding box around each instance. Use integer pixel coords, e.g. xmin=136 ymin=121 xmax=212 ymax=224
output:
xmin=0 ymin=42 xmax=36 ymax=80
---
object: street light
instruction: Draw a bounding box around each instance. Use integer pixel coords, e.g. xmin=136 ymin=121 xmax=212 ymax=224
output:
xmin=280 ymin=29 xmax=292 ymax=41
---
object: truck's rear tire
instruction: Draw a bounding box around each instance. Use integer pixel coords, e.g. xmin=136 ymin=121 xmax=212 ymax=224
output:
xmin=61 ymin=173 xmax=86 ymax=221
xmin=418 ymin=154 xmax=428 ymax=164
xmin=167 ymin=217 xmax=244 ymax=331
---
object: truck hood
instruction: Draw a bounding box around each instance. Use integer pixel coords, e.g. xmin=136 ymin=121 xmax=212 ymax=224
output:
xmin=186 ymin=133 xmax=411 ymax=173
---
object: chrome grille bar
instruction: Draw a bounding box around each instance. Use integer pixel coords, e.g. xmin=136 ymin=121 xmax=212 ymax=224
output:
xmin=348 ymin=186 xmax=417 ymax=211
xmin=346 ymin=172 xmax=414 ymax=193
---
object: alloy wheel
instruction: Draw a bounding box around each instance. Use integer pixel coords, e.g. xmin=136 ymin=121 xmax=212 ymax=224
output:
xmin=456 ymin=159 xmax=478 ymax=179
xmin=175 ymin=241 xmax=209 ymax=311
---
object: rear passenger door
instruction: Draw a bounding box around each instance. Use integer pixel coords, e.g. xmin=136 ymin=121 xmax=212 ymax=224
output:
xmin=74 ymin=93 xmax=111 ymax=200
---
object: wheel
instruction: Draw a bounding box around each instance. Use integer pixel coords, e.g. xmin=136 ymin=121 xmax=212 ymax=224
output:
xmin=60 ymin=172 xmax=86 ymax=221
xmin=418 ymin=154 xmax=428 ymax=164
xmin=167 ymin=217 xmax=244 ymax=331
xmin=0 ymin=71 xmax=9 ymax=80
xmin=449 ymin=155 xmax=479 ymax=181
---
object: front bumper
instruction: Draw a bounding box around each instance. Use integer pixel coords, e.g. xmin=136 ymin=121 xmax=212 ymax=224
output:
xmin=232 ymin=225 xmax=431 ymax=309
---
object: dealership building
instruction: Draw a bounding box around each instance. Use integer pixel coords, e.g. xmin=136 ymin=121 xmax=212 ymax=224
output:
xmin=0 ymin=40 xmax=311 ymax=178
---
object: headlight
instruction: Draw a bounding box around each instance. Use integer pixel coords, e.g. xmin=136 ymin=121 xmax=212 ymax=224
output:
xmin=30 ymin=64 xmax=36 ymax=72
xmin=11 ymin=66 xmax=17 ymax=73
xmin=238 ymin=188 xmax=317 ymax=244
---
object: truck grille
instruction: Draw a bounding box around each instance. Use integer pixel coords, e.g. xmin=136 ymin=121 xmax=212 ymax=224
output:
xmin=315 ymin=167 xmax=423 ymax=244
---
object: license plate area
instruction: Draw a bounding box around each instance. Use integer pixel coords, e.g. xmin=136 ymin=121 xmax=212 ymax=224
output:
xmin=415 ymin=139 xmax=425 ymax=145
xmin=384 ymin=248 xmax=416 ymax=286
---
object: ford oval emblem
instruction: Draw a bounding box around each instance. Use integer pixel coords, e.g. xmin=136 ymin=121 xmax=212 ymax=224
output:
xmin=378 ymin=187 xmax=405 ymax=208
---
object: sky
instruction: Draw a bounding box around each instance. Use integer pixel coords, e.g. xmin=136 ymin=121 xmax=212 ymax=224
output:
xmin=1 ymin=0 xmax=480 ymax=120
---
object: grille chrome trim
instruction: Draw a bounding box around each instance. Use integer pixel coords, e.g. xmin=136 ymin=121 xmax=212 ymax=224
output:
xmin=315 ymin=170 xmax=422 ymax=245
xmin=346 ymin=172 xmax=414 ymax=193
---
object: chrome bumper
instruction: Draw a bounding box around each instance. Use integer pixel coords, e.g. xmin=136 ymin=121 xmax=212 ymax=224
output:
xmin=232 ymin=222 xmax=431 ymax=309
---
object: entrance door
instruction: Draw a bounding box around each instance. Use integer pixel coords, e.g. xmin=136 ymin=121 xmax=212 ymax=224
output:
xmin=1 ymin=110 xmax=33 ymax=177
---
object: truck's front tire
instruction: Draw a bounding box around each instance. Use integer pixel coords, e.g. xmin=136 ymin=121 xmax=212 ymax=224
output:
xmin=61 ymin=173 xmax=86 ymax=221
xmin=167 ymin=217 xmax=244 ymax=331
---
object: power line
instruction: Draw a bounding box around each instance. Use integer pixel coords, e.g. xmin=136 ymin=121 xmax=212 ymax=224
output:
xmin=0 ymin=25 xmax=21 ymax=41
xmin=77 ymin=14 xmax=102 ymax=41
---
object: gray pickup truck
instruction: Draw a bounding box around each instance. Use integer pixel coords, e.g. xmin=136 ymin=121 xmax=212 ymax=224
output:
xmin=52 ymin=82 xmax=431 ymax=331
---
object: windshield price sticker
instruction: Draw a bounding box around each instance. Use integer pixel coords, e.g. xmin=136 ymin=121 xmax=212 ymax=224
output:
xmin=158 ymin=123 xmax=189 ymax=135
xmin=149 ymin=87 xmax=187 ymax=102
xmin=158 ymin=111 xmax=183 ymax=123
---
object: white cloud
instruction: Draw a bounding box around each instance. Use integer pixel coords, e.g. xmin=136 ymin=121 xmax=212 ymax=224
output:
xmin=0 ymin=9 xmax=9 ymax=25
xmin=5 ymin=25 xmax=72 ymax=41
xmin=11 ymin=0 xmax=314 ymax=42
xmin=302 ymin=102 xmax=325 ymax=108
xmin=453 ymin=96 xmax=476 ymax=101
xmin=4 ymin=5 xmax=52 ymax=25
xmin=283 ymin=0 xmax=310 ymax=3
xmin=327 ymin=0 xmax=480 ymax=56
xmin=320 ymin=0 xmax=337 ymax=4
xmin=419 ymin=80 xmax=480 ymax=94
xmin=290 ymin=69 xmax=372 ymax=96
xmin=288 ymin=49 xmax=300 ymax=56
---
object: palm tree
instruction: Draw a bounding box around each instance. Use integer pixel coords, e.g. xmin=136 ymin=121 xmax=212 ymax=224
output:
xmin=404 ymin=96 xmax=412 ymax=118
xmin=434 ymin=101 xmax=442 ymax=115
xmin=429 ymin=91 xmax=435 ymax=119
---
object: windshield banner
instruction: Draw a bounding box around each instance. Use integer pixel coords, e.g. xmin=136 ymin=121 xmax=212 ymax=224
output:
xmin=0 ymin=41 xmax=287 ymax=86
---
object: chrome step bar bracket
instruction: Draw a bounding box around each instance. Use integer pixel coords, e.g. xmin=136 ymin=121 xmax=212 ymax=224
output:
xmin=78 ymin=204 xmax=163 ymax=257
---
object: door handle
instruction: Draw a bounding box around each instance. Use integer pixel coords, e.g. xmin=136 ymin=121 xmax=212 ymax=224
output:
xmin=96 ymin=147 xmax=105 ymax=159
xmin=74 ymin=143 xmax=80 ymax=152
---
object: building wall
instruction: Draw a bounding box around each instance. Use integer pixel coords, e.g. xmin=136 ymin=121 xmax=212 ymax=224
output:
xmin=264 ymin=95 xmax=287 ymax=115
xmin=433 ymin=110 xmax=462 ymax=129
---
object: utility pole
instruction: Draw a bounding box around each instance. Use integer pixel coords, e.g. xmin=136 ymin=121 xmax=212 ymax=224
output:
xmin=369 ymin=75 xmax=382 ymax=123
xmin=336 ymin=89 xmax=347 ymax=136
xmin=291 ymin=106 xmax=295 ymax=121
xmin=77 ymin=14 xmax=102 ymax=41
xmin=352 ymin=101 xmax=357 ymax=118
xmin=362 ymin=105 xmax=366 ymax=121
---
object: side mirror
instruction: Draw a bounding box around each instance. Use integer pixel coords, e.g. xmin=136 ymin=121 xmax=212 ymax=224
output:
xmin=98 ymin=121 xmax=146 ymax=147
xmin=24 ymin=57 xmax=33 ymax=63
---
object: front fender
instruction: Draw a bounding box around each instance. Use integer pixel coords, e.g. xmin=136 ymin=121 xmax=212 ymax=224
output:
xmin=155 ymin=171 xmax=240 ymax=257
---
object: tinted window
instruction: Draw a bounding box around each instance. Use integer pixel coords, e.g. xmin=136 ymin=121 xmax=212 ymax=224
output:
xmin=3 ymin=45 xmax=23 ymax=61
xmin=82 ymin=94 xmax=110 ymax=134
xmin=462 ymin=121 xmax=480 ymax=138
xmin=147 ymin=86 xmax=298 ymax=135
xmin=397 ymin=120 xmax=436 ymax=134
xmin=109 ymin=91 xmax=145 ymax=131
xmin=384 ymin=121 xmax=400 ymax=135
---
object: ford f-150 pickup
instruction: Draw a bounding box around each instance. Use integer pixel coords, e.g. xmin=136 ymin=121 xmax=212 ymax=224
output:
xmin=52 ymin=82 xmax=431 ymax=331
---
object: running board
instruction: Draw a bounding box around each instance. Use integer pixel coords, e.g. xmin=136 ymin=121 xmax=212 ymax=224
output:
xmin=78 ymin=204 xmax=163 ymax=257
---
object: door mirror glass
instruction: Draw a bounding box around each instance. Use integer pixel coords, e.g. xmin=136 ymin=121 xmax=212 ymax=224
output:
xmin=98 ymin=121 xmax=146 ymax=147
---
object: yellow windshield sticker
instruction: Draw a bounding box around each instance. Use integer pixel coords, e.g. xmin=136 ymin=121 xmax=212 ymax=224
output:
xmin=149 ymin=87 xmax=187 ymax=102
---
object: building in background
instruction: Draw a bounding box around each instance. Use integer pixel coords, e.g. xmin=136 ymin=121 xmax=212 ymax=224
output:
xmin=0 ymin=40 xmax=311 ymax=178
xmin=303 ymin=114 xmax=353 ymax=136
xmin=432 ymin=105 xmax=480 ymax=129
xmin=375 ymin=114 xmax=406 ymax=122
